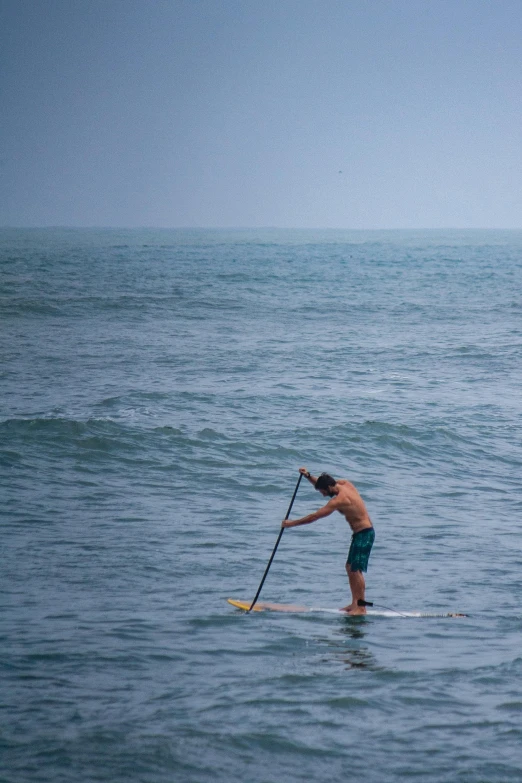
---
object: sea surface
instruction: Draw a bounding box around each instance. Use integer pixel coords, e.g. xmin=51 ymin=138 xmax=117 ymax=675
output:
xmin=2 ymin=227 xmax=522 ymax=783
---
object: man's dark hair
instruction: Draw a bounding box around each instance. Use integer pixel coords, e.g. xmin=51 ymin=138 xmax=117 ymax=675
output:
xmin=315 ymin=473 xmax=336 ymax=491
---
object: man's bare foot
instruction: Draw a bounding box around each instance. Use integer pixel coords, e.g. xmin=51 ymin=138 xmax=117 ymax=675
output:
xmin=340 ymin=604 xmax=366 ymax=615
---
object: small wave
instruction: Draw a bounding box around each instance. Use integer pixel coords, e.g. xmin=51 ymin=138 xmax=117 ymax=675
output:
xmin=197 ymin=428 xmax=231 ymax=440
xmin=0 ymin=299 xmax=64 ymax=316
xmin=94 ymin=391 xmax=174 ymax=409
xmin=154 ymin=425 xmax=184 ymax=436
xmin=0 ymin=417 xmax=146 ymax=456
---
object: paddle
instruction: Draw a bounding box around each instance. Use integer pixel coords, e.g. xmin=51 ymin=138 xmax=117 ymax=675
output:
xmin=248 ymin=472 xmax=303 ymax=612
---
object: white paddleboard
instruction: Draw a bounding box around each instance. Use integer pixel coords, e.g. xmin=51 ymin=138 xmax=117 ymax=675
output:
xmin=227 ymin=598 xmax=467 ymax=618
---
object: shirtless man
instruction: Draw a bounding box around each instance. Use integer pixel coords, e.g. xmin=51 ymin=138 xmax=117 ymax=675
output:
xmin=282 ymin=468 xmax=375 ymax=615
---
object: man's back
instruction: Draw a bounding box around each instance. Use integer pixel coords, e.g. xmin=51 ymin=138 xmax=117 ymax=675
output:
xmin=334 ymin=480 xmax=373 ymax=533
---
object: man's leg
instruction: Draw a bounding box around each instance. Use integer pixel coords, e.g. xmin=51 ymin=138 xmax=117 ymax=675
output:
xmin=342 ymin=563 xmax=367 ymax=614
xmin=341 ymin=563 xmax=356 ymax=612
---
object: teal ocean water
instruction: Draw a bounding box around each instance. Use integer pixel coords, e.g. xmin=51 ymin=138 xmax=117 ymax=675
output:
xmin=2 ymin=227 xmax=522 ymax=782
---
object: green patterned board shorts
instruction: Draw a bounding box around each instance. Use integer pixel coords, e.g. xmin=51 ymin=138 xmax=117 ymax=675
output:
xmin=346 ymin=527 xmax=375 ymax=573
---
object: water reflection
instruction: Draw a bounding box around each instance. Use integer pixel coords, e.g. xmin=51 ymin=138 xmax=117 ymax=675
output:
xmin=324 ymin=619 xmax=381 ymax=670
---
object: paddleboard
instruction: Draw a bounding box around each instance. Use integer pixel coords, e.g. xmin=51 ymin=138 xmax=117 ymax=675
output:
xmin=227 ymin=599 xmax=467 ymax=618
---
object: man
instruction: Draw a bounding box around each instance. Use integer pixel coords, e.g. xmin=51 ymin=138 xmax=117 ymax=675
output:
xmin=282 ymin=467 xmax=375 ymax=615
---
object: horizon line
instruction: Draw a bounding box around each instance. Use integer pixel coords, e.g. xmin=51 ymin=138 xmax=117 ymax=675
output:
xmin=2 ymin=225 xmax=522 ymax=232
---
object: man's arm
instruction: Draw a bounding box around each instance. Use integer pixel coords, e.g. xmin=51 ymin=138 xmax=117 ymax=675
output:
xmin=282 ymin=500 xmax=336 ymax=528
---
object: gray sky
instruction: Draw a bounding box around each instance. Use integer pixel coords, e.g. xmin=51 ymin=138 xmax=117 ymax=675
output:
xmin=1 ymin=0 xmax=521 ymax=228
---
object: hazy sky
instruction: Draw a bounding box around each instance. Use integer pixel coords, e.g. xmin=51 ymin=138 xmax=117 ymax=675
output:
xmin=1 ymin=0 xmax=521 ymax=228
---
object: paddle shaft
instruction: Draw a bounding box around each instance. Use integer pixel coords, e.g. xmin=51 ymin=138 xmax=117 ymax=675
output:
xmin=248 ymin=472 xmax=303 ymax=612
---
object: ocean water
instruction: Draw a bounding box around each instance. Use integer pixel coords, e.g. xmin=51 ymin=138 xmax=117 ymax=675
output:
xmin=1 ymin=227 xmax=522 ymax=782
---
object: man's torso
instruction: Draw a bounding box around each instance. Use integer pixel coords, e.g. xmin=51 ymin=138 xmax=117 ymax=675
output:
xmin=334 ymin=480 xmax=373 ymax=533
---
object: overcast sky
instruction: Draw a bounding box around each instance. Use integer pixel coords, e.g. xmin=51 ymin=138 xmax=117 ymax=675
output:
xmin=1 ymin=0 xmax=521 ymax=228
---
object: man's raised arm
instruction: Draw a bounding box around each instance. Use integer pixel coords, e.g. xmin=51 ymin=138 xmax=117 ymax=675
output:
xmin=299 ymin=466 xmax=317 ymax=485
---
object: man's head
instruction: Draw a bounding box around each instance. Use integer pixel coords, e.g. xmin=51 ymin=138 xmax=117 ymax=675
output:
xmin=315 ymin=472 xmax=337 ymax=497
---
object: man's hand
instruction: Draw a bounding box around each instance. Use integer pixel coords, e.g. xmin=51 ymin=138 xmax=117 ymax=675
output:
xmin=281 ymin=519 xmax=294 ymax=528
xmin=299 ymin=467 xmax=309 ymax=476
